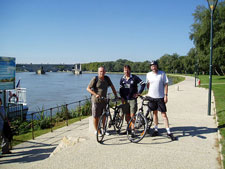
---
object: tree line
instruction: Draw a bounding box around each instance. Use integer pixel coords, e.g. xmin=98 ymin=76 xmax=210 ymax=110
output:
xmin=83 ymin=1 xmax=225 ymax=75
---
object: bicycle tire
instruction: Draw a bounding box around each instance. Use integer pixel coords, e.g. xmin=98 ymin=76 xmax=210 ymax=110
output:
xmin=96 ymin=113 xmax=108 ymax=143
xmin=114 ymin=108 xmax=123 ymax=131
xmin=126 ymin=112 xmax=147 ymax=143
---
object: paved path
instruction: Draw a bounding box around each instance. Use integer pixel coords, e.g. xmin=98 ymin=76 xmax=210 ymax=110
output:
xmin=0 ymin=76 xmax=221 ymax=169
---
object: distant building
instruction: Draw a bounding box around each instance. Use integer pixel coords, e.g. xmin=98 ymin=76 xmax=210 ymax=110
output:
xmin=36 ymin=66 xmax=45 ymax=74
xmin=72 ymin=64 xmax=82 ymax=74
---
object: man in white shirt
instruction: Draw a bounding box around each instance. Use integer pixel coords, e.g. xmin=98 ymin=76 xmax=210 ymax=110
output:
xmin=146 ymin=61 xmax=175 ymax=141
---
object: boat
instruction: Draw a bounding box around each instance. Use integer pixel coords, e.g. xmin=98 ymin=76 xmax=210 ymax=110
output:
xmin=5 ymin=81 xmax=29 ymax=121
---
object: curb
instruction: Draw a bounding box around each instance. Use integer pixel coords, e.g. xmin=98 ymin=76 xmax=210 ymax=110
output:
xmin=212 ymin=91 xmax=224 ymax=169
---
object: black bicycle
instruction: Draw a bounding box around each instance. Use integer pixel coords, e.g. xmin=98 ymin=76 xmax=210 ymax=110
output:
xmin=126 ymin=96 xmax=154 ymax=143
xmin=96 ymin=97 xmax=124 ymax=143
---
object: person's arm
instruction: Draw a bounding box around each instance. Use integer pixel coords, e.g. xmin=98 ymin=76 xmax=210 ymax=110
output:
xmin=164 ymin=83 xmax=168 ymax=103
xmin=110 ymin=84 xmax=118 ymax=98
xmin=86 ymin=77 xmax=100 ymax=98
xmin=86 ymin=86 xmax=99 ymax=98
xmin=137 ymin=76 xmax=146 ymax=95
xmin=138 ymin=80 xmax=146 ymax=94
xmin=119 ymin=78 xmax=126 ymax=103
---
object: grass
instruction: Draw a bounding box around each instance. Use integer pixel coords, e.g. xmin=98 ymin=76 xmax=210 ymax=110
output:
xmin=198 ymin=75 xmax=225 ymax=167
xmin=11 ymin=115 xmax=89 ymax=147
xmin=167 ymin=75 xmax=185 ymax=84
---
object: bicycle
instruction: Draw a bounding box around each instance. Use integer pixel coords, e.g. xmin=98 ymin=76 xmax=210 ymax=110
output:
xmin=96 ymin=97 xmax=124 ymax=143
xmin=126 ymin=96 xmax=154 ymax=143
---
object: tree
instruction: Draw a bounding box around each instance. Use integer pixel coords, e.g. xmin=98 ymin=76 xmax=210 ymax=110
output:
xmin=190 ymin=1 xmax=225 ymax=75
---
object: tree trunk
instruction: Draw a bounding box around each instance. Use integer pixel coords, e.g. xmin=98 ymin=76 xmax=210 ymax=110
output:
xmin=220 ymin=66 xmax=225 ymax=76
xmin=215 ymin=68 xmax=221 ymax=76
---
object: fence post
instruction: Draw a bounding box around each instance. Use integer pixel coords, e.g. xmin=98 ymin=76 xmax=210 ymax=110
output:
xmin=31 ymin=113 xmax=34 ymax=140
xmin=66 ymin=104 xmax=68 ymax=126
xmin=50 ymin=108 xmax=53 ymax=132
xmin=79 ymin=101 xmax=81 ymax=121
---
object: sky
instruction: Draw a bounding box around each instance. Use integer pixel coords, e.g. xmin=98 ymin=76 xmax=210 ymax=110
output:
xmin=0 ymin=0 xmax=215 ymax=64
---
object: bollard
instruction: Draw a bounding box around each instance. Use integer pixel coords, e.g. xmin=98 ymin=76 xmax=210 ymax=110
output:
xmin=79 ymin=101 xmax=81 ymax=121
xmin=66 ymin=104 xmax=68 ymax=126
xmin=175 ymin=85 xmax=179 ymax=91
xmin=198 ymin=79 xmax=201 ymax=86
xmin=50 ymin=108 xmax=53 ymax=132
xmin=31 ymin=113 xmax=34 ymax=140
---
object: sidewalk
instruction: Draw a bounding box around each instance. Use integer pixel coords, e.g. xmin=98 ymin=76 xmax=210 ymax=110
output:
xmin=0 ymin=76 xmax=221 ymax=169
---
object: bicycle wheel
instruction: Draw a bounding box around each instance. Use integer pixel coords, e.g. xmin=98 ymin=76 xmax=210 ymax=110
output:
xmin=114 ymin=108 xmax=123 ymax=131
xmin=127 ymin=112 xmax=147 ymax=143
xmin=96 ymin=113 xmax=108 ymax=143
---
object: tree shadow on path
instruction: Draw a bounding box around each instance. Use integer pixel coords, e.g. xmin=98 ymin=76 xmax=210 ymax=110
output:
xmin=0 ymin=141 xmax=57 ymax=164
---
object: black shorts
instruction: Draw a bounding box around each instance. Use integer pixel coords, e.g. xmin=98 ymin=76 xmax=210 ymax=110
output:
xmin=147 ymin=97 xmax=167 ymax=113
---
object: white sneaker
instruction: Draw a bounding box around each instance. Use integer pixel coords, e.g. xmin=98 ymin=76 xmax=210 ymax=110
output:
xmin=95 ymin=131 xmax=102 ymax=137
xmin=105 ymin=131 xmax=110 ymax=136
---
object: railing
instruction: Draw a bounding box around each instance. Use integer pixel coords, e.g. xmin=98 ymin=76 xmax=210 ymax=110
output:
xmin=6 ymin=103 xmax=25 ymax=120
xmin=10 ymin=97 xmax=91 ymax=140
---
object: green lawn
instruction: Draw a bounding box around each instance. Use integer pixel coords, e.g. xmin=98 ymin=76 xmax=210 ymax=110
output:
xmin=198 ymin=75 xmax=225 ymax=167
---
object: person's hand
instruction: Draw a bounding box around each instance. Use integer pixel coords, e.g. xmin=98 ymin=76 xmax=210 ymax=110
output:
xmin=164 ymin=96 xmax=168 ymax=103
xmin=133 ymin=93 xmax=140 ymax=98
xmin=121 ymin=98 xmax=125 ymax=104
xmin=95 ymin=94 xmax=100 ymax=98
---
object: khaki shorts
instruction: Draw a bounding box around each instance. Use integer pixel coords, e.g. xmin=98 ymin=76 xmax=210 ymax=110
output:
xmin=91 ymin=102 xmax=107 ymax=118
xmin=121 ymin=99 xmax=137 ymax=115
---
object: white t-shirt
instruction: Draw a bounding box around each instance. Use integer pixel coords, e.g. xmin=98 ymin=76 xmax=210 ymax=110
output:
xmin=146 ymin=70 xmax=169 ymax=98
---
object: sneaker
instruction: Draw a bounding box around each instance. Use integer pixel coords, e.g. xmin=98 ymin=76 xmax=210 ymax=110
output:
xmin=167 ymin=133 xmax=176 ymax=141
xmin=151 ymin=130 xmax=159 ymax=137
xmin=131 ymin=131 xmax=136 ymax=138
xmin=105 ymin=131 xmax=110 ymax=136
xmin=95 ymin=131 xmax=102 ymax=137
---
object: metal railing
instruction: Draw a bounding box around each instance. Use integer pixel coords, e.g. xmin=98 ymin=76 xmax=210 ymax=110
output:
xmin=10 ymin=97 xmax=91 ymax=140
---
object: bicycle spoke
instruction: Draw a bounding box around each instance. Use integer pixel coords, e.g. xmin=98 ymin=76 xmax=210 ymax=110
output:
xmin=127 ymin=113 xmax=147 ymax=143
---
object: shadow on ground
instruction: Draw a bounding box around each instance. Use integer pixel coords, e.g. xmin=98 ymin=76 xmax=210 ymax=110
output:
xmin=0 ymin=141 xmax=57 ymax=164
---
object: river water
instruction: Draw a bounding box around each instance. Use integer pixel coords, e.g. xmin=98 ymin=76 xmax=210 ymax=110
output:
xmin=16 ymin=72 xmax=172 ymax=113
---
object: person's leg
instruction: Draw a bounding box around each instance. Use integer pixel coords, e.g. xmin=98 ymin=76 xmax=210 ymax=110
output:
xmin=152 ymin=110 xmax=159 ymax=136
xmin=93 ymin=117 xmax=99 ymax=131
xmin=129 ymin=99 xmax=137 ymax=118
xmin=1 ymin=133 xmax=10 ymax=154
xmin=148 ymin=99 xmax=159 ymax=136
xmin=92 ymin=102 xmax=101 ymax=133
xmin=125 ymin=102 xmax=131 ymax=124
xmin=158 ymin=98 xmax=172 ymax=135
xmin=161 ymin=112 xmax=169 ymax=129
xmin=129 ymin=99 xmax=137 ymax=134
xmin=160 ymin=112 xmax=175 ymax=141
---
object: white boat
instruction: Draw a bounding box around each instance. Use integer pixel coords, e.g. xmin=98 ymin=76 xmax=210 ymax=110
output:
xmin=5 ymin=86 xmax=29 ymax=120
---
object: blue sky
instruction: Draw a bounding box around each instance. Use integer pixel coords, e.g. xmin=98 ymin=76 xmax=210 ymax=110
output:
xmin=0 ymin=0 xmax=212 ymax=64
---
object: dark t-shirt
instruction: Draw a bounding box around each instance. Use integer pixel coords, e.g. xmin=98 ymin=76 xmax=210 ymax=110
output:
xmin=88 ymin=76 xmax=112 ymax=103
xmin=119 ymin=74 xmax=145 ymax=100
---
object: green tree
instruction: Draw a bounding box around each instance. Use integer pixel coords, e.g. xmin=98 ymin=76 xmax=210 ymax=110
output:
xmin=190 ymin=1 xmax=225 ymax=75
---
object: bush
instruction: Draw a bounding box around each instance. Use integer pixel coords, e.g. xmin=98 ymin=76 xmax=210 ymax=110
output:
xmin=40 ymin=118 xmax=52 ymax=129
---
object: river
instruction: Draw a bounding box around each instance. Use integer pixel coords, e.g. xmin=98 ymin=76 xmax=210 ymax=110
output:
xmin=16 ymin=72 xmax=172 ymax=113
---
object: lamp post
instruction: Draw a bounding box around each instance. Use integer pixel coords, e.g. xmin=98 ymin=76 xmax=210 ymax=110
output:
xmin=207 ymin=0 xmax=218 ymax=115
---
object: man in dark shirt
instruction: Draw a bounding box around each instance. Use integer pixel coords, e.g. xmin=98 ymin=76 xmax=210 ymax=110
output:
xmin=119 ymin=65 xmax=145 ymax=125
